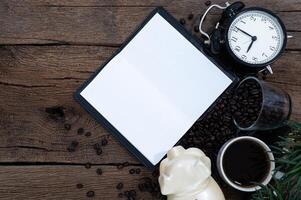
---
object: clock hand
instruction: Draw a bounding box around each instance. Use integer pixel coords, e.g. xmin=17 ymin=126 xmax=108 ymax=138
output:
xmin=247 ymin=36 xmax=257 ymax=53
xmin=235 ymin=26 xmax=253 ymax=38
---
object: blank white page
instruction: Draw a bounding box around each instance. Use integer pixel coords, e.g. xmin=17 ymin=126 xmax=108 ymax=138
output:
xmin=80 ymin=13 xmax=233 ymax=165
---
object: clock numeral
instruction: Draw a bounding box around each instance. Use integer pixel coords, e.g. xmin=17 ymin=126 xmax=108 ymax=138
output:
xmin=261 ymin=17 xmax=267 ymax=23
xmin=270 ymin=46 xmax=276 ymax=51
xmin=252 ymin=57 xmax=258 ymax=61
xmin=250 ymin=16 xmax=256 ymax=21
xmin=262 ymin=52 xmax=268 ymax=58
xmin=231 ymin=37 xmax=238 ymax=42
xmin=233 ymin=27 xmax=239 ymax=32
xmin=234 ymin=46 xmax=241 ymax=52
xmin=241 ymin=55 xmax=247 ymax=60
xmin=240 ymin=20 xmax=246 ymax=24
xmin=272 ymin=35 xmax=278 ymax=40
xmin=269 ymin=26 xmax=274 ymax=30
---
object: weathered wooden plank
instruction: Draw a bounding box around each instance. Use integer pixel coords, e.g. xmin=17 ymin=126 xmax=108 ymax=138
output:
xmin=0 ymin=45 xmax=139 ymax=164
xmin=0 ymin=165 xmax=155 ymax=200
xmin=4 ymin=0 xmax=301 ymax=11
xmin=0 ymin=45 xmax=300 ymax=164
xmin=0 ymin=0 xmax=300 ymax=46
xmin=0 ymin=165 xmax=245 ymax=200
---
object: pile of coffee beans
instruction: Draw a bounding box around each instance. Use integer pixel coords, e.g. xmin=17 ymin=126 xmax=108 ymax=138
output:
xmin=232 ymin=78 xmax=263 ymax=129
xmin=179 ymin=90 xmax=238 ymax=160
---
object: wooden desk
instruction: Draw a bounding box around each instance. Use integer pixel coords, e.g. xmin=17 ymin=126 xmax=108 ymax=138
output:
xmin=0 ymin=0 xmax=300 ymax=199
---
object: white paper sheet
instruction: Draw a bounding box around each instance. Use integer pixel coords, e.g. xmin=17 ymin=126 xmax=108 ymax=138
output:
xmin=80 ymin=13 xmax=233 ymax=165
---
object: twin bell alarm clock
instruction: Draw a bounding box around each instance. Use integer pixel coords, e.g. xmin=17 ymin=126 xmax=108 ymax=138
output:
xmin=199 ymin=1 xmax=289 ymax=74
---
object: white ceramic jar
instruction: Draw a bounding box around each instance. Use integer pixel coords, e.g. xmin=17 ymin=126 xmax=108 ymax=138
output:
xmin=159 ymin=146 xmax=225 ymax=200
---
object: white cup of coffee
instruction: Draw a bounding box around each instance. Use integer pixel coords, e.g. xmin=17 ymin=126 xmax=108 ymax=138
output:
xmin=217 ymin=136 xmax=275 ymax=192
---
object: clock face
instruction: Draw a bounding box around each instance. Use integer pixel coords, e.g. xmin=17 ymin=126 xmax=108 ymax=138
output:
xmin=227 ymin=9 xmax=285 ymax=66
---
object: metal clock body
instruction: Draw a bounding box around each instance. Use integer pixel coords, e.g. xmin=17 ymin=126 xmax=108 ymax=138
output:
xmin=225 ymin=8 xmax=287 ymax=68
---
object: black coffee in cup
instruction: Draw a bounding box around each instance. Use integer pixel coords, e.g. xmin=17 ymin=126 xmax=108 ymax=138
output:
xmin=222 ymin=139 xmax=271 ymax=187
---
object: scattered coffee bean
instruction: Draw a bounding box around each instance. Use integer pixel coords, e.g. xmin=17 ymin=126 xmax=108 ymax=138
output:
xmin=179 ymin=18 xmax=186 ymax=25
xmin=76 ymin=183 xmax=83 ymax=189
xmin=129 ymin=190 xmax=136 ymax=197
xmin=129 ymin=169 xmax=135 ymax=174
xmin=71 ymin=141 xmax=79 ymax=147
xmin=123 ymin=162 xmax=130 ymax=167
xmin=93 ymin=143 xmax=101 ymax=150
xmin=194 ymin=25 xmax=199 ymax=33
xmin=85 ymin=132 xmax=92 ymax=137
xmin=101 ymin=138 xmax=108 ymax=146
xmin=116 ymin=182 xmax=123 ymax=190
xmin=96 ymin=168 xmax=102 ymax=175
xmin=67 ymin=146 xmax=74 ymax=152
xmin=96 ymin=148 xmax=102 ymax=155
xmin=85 ymin=163 xmax=91 ymax=169
xmin=64 ymin=123 xmax=71 ymax=130
xmin=117 ymin=164 xmax=124 ymax=170
xmin=188 ymin=13 xmax=194 ymax=20
xmin=135 ymin=168 xmax=141 ymax=174
xmin=118 ymin=193 xmax=123 ymax=198
xmin=77 ymin=128 xmax=84 ymax=135
xmin=86 ymin=191 xmax=95 ymax=198
xmin=205 ymin=0 xmax=211 ymax=6
xmin=152 ymin=169 xmax=159 ymax=178
xmin=67 ymin=140 xmax=79 ymax=152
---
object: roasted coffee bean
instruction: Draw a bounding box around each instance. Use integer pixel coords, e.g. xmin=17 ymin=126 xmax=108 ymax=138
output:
xmin=96 ymin=148 xmax=102 ymax=155
xmin=85 ymin=132 xmax=92 ymax=137
xmin=118 ymin=193 xmax=123 ymax=198
xmin=93 ymin=143 xmax=101 ymax=150
xmin=130 ymin=190 xmax=136 ymax=196
xmin=193 ymin=26 xmax=200 ymax=33
xmin=67 ymin=146 xmax=75 ymax=152
xmin=129 ymin=169 xmax=135 ymax=174
xmin=188 ymin=13 xmax=194 ymax=20
xmin=135 ymin=168 xmax=141 ymax=174
xmin=86 ymin=191 xmax=95 ymax=198
xmin=117 ymin=164 xmax=124 ymax=170
xmin=96 ymin=168 xmax=102 ymax=175
xmin=116 ymin=182 xmax=123 ymax=190
xmin=101 ymin=138 xmax=108 ymax=146
xmin=124 ymin=191 xmax=130 ymax=197
xmin=152 ymin=169 xmax=159 ymax=178
xmin=179 ymin=18 xmax=186 ymax=25
xmin=77 ymin=128 xmax=84 ymax=135
xmin=64 ymin=123 xmax=71 ymax=130
xmin=205 ymin=0 xmax=211 ymax=6
xmin=85 ymin=163 xmax=91 ymax=169
xmin=76 ymin=183 xmax=83 ymax=189
xmin=71 ymin=141 xmax=79 ymax=147
xmin=67 ymin=141 xmax=78 ymax=152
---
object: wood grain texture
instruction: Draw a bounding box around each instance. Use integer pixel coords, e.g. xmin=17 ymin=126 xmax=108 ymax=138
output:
xmin=0 ymin=165 xmax=155 ymax=200
xmin=0 ymin=1 xmax=300 ymax=199
xmin=0 ymin=45 xmax=139 ymax=164
xmin=0 ymin=165 xmax=246 ymax=200
xmin=0 ymin=45 xmax=300 ymax=164
xmin=0 ymin=0 xmax=300 ymax=47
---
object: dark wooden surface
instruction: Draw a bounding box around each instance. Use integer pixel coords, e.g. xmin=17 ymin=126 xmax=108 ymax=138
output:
xmin=0 ymin=0 xmax=300 ymax=199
